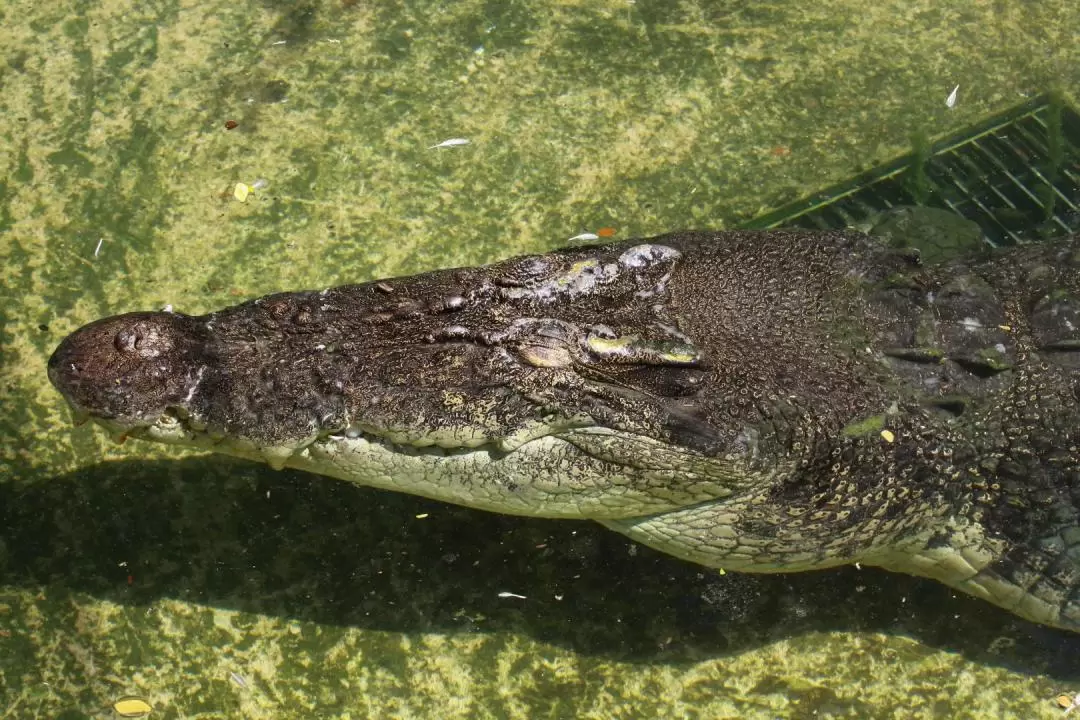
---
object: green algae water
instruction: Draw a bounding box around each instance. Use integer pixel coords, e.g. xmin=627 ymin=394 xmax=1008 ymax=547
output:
xmin=2 ymin=1 xmax=1079 ymax=717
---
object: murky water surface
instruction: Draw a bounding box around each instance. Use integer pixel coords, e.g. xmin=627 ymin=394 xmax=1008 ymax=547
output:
xmin=1 ymin=1 xmax=1078 ymax=717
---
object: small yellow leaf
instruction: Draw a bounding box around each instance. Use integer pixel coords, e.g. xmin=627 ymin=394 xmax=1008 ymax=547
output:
xmin=233 ymin=182 xmax=251 ymax=203
xmin=113 ymin=695 xmax=152 ymax=717
xmin=880 ymin=429 xmax=895 ymax=443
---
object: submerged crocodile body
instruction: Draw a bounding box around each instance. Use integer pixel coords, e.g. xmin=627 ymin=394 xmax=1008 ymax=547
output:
xmin=49 ymin=229 xmax=1080 ymax=631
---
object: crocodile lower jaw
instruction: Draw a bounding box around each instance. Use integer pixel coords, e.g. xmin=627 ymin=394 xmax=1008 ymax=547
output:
xmin=95 ymin=410 xmax=513 ymax=469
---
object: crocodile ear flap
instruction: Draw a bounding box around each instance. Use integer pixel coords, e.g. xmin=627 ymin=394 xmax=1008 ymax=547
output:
xmin=577 ymin=373 xmax=725 ymax=455
xmin=573 ymin=350 xmax=723 ymax=452
xmin=659 ymin=398 xmax=725 ymax=454
xmin=585 ymin=364 xmax=709 ymax=399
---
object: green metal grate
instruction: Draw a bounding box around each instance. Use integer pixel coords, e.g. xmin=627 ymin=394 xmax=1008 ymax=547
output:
xmin=744 ymin=95 xmax=1080 ymax=245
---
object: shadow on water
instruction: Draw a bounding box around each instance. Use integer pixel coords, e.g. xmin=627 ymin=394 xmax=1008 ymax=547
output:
xmin=1 ymin=454 xmax=1078 ymax=677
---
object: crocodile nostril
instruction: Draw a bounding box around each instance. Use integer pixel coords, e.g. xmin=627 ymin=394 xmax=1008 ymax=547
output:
xmin=115 ymin=327 xmax=143 ymax=354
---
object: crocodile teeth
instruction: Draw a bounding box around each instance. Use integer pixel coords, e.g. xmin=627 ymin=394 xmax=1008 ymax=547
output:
xmin=259 ymin=446 xmax=295 ymax=471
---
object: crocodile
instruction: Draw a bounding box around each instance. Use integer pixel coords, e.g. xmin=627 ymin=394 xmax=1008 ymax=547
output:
xmin=48 ymin=229 xmax=1080 ymax=631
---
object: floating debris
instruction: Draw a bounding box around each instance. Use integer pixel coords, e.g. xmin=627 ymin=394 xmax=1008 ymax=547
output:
xmin=233 ymin=183 xmax=251 ymax=203
xmin=224 ymin=120 xmax=238 ymax=130
xmin=94 ymin=238 xmax=103 ymax=257
xmin=251 ymin=178 xmax=269 ymax=191
xmin=945 ymin=84 xmax=959 ymax=109
xmin=415 ymin=513 xmax=429 ymax=519
xmin=228 ymin=671 xmax=247 ymax=688
xmin=567 ymin=232 xmax=599 ymax=242
xmin=113 ymin=696 xmax=152 ymax=718
xmin=428 ymin=137 xmax=471 ymax=149
xmin=1060 ymin=692 xmax=1080 ymax=714
xmin=497 ymin=591 xmax=527 ymax=599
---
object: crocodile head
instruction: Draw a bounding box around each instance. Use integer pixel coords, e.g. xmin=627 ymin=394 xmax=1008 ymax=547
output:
xmin=49 ymin=236 xmax=774 ymax=520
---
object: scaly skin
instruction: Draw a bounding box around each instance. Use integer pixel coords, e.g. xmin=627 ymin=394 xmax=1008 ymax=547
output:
xmin=48 ymin=230 xmax=1080 ymax=630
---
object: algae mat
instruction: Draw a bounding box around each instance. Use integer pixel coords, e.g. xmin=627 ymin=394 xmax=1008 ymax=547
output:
xmin=1 ymin=0 xmax=1079 ymax=717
